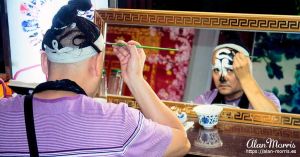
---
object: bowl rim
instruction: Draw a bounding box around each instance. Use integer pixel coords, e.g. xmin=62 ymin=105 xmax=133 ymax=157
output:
xmin=193 ymin=104 xmax=223 ymax=115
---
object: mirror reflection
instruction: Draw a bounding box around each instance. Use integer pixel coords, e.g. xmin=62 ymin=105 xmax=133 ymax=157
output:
xmin=103 ymin=24 xmax=300 ymax=114
xmin=194 ymin=128 xmax=223 ymax=149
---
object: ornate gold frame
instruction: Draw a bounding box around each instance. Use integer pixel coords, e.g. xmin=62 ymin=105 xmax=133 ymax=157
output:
xmin=95 ymin=9 xmax=300 ymax=129
xmin=107 ymin=94 xmax=300 ymax=129
xmin=95 ymin=8 xmax=300 ymax=32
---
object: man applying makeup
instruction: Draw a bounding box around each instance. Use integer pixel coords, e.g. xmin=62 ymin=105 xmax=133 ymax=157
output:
xmin=194 ymin=43 xmax=281 ymax=112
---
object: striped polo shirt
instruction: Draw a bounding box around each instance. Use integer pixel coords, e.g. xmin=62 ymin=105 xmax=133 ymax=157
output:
xmin=0 ymin=95 xmax=172 ymax=157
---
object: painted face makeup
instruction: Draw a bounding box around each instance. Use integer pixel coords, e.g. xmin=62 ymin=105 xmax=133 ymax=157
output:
xmin=212 ymin=48 xmax=236 ymax=78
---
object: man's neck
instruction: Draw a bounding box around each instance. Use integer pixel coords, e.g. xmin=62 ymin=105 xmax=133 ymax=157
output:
xmin=224 ymin=90 xmax=244 ymax=101
xmin=34 ymin=78 xmax=90 ymax=99
xmin=34 ymin=90 xmax=78 ymax=99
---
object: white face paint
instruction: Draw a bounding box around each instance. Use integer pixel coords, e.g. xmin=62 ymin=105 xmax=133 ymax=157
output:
xmin=212 ymin=48 xmax=235 ymax=77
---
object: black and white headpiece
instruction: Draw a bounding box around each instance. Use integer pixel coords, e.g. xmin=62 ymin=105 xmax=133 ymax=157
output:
xmin=41 ymin=0 xmax=104 ymax=63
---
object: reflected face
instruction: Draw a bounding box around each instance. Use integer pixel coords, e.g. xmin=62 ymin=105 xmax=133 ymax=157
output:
xmin=212 ymin=48 xmax=243 ymax=97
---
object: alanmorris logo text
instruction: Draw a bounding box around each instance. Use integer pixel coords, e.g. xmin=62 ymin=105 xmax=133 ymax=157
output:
xmin=246 ymin=138 xmax=296 ymax=149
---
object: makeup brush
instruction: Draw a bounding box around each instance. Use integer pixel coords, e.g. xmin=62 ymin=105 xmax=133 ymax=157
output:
xmin=105 ymin=42 xmax=179 ymax=51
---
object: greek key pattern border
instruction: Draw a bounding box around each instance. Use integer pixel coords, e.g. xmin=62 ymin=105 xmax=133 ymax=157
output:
xmin=220 ymin=109 xmax=300 ymax=129
xmin=96 ymin=9 xmax=300 ymax=32
xmin=218 ymin=121 xmax=300 ymax=140
xmin=106 ymin=95 xmax=300 ymax=129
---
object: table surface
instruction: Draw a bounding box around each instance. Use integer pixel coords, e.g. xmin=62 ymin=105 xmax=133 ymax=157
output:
xmin=186 ymin=120 xmax=300 ymax=157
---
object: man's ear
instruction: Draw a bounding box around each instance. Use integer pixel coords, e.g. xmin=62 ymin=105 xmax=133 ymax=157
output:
xmin=95 ymin=52 xmax=105 ymax=77
xmin=41 ymin=52 xmax=49 ymax=78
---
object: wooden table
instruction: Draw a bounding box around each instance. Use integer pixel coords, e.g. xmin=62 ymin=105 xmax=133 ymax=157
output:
xmin=186 ymin=120 xmax=300 ymax=157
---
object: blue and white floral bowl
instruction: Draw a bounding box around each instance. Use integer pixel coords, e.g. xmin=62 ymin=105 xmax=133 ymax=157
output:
xmin=193 ymin=105 xmax=223 ymax=129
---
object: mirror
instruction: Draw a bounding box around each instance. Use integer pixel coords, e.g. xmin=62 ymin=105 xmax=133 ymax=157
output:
xmin=95 ymin=9 xmax=300 ymax=114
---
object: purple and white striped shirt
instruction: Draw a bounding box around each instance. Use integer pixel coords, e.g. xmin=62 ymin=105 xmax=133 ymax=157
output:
xmin=0 ymin=94 xmax=172 ymax=157
xmin=194 ymin=89 xmax=281 ymax=111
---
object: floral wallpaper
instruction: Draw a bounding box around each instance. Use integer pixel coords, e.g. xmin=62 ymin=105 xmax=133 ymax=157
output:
xmin=148 ymin=27 xmax=195 ymax=101
xmin=105 ymin=25 xmax=195 ymax=101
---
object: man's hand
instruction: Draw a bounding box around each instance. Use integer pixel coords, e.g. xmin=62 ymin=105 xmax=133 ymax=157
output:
xmin=233 ymin=52 xmax=252 ymax=81
xmin=112 ymin=40 xmax=146 ymax=87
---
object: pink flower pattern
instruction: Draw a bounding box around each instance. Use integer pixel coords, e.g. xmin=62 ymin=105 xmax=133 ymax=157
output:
xmin=148 ymin=27 xmax=195 ymax=101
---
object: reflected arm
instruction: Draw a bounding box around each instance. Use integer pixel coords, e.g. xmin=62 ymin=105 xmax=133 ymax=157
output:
xmin=239 ymin=75 xmax=280 ymax=112
xmin=234 ymin=53 xmax=280 ymax=112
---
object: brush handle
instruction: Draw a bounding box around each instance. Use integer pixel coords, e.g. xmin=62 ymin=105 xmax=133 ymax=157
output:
xmin=105 ymin=42 xmax=179 ymax=51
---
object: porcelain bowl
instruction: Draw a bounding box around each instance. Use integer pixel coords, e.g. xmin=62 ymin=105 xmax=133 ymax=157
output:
xmin=193 ymin=105 xmax=223 ymax=129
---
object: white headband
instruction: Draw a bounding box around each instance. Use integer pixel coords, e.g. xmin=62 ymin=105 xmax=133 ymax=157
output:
xmin=214 ymin=43 xmax=249 ymax=56
xmin=44 ymin=34 xmax=105 ymax=63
